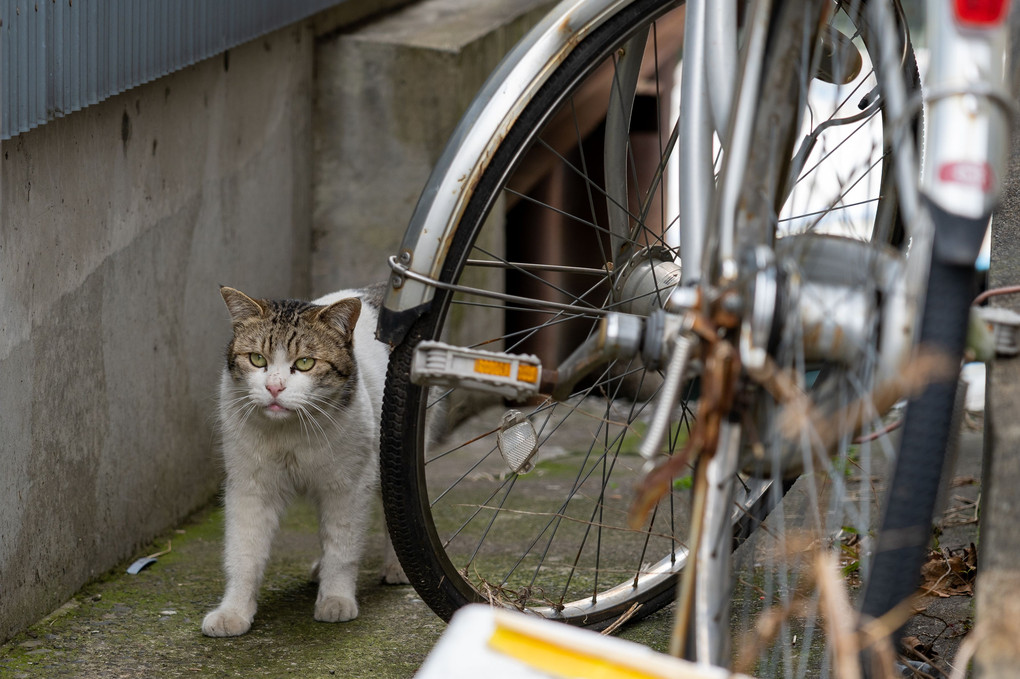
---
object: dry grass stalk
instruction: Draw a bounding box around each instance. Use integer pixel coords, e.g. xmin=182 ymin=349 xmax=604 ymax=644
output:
xmin=947 ymin=592 xmax=1020 ymax=679
xmin=733 ymin=597 xmax=810 ymax=675
xmin=857 ymin=595 xmax=924 ymax=650
xmin=601 ymin=602 xmax=642 ymax=636
xmin=814 ymin=551 xmax=862 ymax=678
xmin=732 ymin=531 xmax=818 ymax=673
xmin=866 ymin=632 xmax=903 ymax=679
xmin=669 ymin=462 xmax=709 ymax=658
xmin=776 ymin=347 xmax=956 ymax=451
xmin=733 ymin=533 xmax=914 ymax=678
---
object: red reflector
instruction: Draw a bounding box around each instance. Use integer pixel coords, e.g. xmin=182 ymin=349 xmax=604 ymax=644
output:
xmin=954 ymin=0 xmax=1010 ymax=26
xmin=938 ymin=161 xmax=994 ymax=191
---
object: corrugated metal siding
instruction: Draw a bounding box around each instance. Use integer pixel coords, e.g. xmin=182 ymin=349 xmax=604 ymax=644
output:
xmin=1 ymin=0 xmax=351 ymax=140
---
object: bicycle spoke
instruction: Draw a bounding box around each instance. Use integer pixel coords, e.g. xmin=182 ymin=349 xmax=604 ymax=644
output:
xmin=569 ymin=96 xmax=612 ymax=269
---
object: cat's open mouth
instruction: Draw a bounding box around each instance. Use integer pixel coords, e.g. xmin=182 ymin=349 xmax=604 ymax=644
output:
xmin=265 ymin=403 xmax=290 ymax=415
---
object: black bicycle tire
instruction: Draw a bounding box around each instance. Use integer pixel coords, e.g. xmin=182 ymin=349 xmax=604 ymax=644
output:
xmin=847 ymin=5 xmax=977 ymax=651
xmin=859 ymin=250 xmax=978 ymax=626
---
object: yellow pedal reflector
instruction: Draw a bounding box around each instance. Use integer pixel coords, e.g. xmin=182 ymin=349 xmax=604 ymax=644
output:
xmin=518 ymin=363 xmax=539 ymax=384
xmin=474 ymin=358 xmax=512 ymax=377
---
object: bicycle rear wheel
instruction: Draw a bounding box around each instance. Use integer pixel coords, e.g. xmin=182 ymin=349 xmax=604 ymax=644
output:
xmin=381 ymin=0 xmax=923 ymax=644
xmin=382 ymin=0 xmax=749 ymax=629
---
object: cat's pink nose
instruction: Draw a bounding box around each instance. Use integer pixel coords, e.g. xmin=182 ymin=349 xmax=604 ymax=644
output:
xmin=266 ymin=383 xmax=286 ymax=397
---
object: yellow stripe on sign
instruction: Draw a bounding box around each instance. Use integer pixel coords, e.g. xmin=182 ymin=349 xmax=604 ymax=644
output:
xmin=517 ymin=364 xmax=539 ymax=384
xmin=488 ymin=624 xmax=662 ymax=679
xmin=474 ymin=358 xmax=512 ymax=377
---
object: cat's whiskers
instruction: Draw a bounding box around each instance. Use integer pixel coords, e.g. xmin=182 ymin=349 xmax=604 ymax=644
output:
xmin=305 ymin=393 xmax=350 ymax=411
xmin=305 ymin=393 xmax=356 ymax=423
xmin=221 ymin=398 xmax=255 ymax=418
xmin=301 ymin=397 xmax=347 ymax=437
xmin=219 ymin=392 xmax=249 ymax=407
xmin=294 ymin=408 xmax=316 ymax=446
xmin=234 ymin=398 xmax=263 ymax=432
xmin=296 ymin=407 xmax=331 ymax=447
xmin=220 ymin=387 xmax=254 ymax=410
xmin=219 ymin=393 xmax=251 ymax=418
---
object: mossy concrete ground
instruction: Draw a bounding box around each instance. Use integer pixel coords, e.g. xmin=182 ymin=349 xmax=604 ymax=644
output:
xmin=0 ymin=495 xmax=679 ymax=679
xmin=0 ymin=501 xmax=447 ymax=679
xmin=0 ymin=421 xmax=984 ymax=678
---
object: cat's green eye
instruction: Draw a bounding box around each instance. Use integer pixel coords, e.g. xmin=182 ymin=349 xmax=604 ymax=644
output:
xmin=249 ymin=353 xmax=267 ymax=368
xmin=294 ymin=357 xmax=316 ymax=372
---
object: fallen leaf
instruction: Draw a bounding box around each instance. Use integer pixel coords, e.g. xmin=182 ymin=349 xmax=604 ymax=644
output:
xmin=919 ymin=544 xmax=977 ymax=598
xmin=900 ymin=635 xmax=937 ymax=662
xmin=950 ymin=475 xmax=979 ymax=488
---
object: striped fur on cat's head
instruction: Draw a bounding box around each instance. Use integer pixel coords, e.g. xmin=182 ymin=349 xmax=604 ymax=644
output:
xmin=219 ymin=286 xmax=361 ymax=423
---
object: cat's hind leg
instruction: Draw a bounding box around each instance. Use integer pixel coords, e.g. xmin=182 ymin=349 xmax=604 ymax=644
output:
xmin=381 ymin=530 xmax=409 ymax=585
xmin=312 ymin=489 xmax=370 ymax=622
xmin=312 ymin=522 xmax=407 ymax=585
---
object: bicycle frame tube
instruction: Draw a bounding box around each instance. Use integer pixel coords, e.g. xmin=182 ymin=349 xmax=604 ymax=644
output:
xmin=680 ymin=0 xmax=742 ymax=286
xmin=605 ymin=28 xmax=650 ymax=265
xmin=378 ymin=0 xmax=681 ymax=345
xmin=704 ymin=0 xmax=737 ymax=137
xmin=677 ymin=0 xmax=714 ymax=285
xmin=705 ymin=0 xmax=771 ymax=286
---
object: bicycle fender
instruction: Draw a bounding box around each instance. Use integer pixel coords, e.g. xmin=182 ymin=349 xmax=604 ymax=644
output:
xmin=377 ymin=0 xmax=671 ymax=345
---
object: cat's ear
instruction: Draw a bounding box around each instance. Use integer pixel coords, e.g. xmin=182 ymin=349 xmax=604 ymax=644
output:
xmin=220 ymin=286 xmax=266 ymax=325
xmin=315 ymin=298 xmax=362 ymax=338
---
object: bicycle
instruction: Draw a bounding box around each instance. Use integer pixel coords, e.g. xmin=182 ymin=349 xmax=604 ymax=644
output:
xmin=375 ymin=0 xmax=1012 ymax=674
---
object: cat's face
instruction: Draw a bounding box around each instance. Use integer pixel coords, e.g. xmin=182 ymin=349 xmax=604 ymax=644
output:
xmin=219 ymin=287 xmax=361 ymax=424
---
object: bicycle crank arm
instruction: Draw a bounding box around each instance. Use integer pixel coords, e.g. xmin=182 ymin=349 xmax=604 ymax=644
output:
xmin=548 ymin=313 xmax=644 ymax=401
xmin=547 ymin=308 xmax=694 ymax=402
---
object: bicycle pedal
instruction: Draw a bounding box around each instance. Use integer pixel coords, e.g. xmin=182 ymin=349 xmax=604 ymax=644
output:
xmin=814 ymin=26 xmax=863 ymax=85
xmin=411 ymin=340 xmax=544 ymax=401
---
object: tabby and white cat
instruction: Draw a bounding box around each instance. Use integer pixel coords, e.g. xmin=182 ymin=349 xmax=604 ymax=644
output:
xmin=202 ymin=284 xmax=407 ymax=638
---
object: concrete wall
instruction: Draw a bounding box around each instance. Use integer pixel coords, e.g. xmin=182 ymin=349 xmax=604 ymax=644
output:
xmin=311 ymin=0 xmax=556 ymax=296
xmin=974 ymin=7 xmax=1020 ymax=677
xmin=0 ymin=0 xmax=552 ymax=644
xmin=0 ymin=24 xmax=315 ymax=643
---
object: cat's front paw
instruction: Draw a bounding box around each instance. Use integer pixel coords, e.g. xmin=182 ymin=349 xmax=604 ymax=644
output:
xmin=314 ymin=595 xmax=358 ymax=622
xmin=381 ymin=561 xmax=410 ymax=585
xmin=202 ymin=608 xmax=253 ymax=637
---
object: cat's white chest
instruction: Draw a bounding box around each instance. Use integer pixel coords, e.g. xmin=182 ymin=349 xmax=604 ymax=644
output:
xmin=230 ymin=415 xmax=366 ymax=493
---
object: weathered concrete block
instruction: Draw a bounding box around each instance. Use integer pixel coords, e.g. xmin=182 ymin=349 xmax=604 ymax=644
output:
xmin=311 ymin=0 xmax=556 ymax=295
xmin=974 ymin=8 xmax=1020 ymax=678
xmin=0 ymin=24 xmax=314 ymax=642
